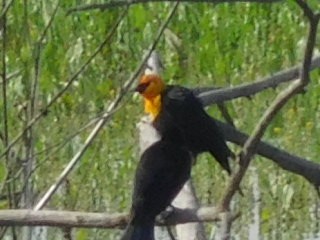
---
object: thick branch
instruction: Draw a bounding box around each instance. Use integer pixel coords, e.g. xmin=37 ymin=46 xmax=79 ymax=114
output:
xmin=67 ymin=0 xmax=282 ymax=14
xmin=216 ymin=120 xmax=320 ymax=188
xmin=198 ymin=55 xmax=320 ymax=105
xmin=0 ymin=207 xmax=225 ymax=228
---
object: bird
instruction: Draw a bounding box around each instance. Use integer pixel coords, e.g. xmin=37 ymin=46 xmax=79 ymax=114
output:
xmin=121 ymin=107 xmax=192 ymax=240
xmin=121 ymin=141 xmax=192 ymax=240
xmin=135 ymin=73 xmax=234 ymax=174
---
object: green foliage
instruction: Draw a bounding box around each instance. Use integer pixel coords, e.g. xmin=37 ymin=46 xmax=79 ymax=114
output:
xmin=1 ymin=1 xmax=320 ymax=239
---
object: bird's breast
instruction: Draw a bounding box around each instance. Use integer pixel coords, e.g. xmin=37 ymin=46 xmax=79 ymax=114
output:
xmin=144 ymin=95 xmax=162 ymax=119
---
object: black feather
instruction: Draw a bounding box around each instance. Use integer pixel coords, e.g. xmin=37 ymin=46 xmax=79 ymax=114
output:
xmin=153 ymin=85 xmax=233 ymax=174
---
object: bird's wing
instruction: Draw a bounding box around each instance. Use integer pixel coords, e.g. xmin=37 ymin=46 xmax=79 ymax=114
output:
xmin=132 ymin=141 xmax=191 ymax=217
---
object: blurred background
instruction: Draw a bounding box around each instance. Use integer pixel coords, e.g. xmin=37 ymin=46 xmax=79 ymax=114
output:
xmin=0 ymin=0 xmax=320 ymax=239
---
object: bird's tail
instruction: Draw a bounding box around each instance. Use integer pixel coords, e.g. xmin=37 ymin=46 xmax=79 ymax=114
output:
xmin=120 ymin=222 xmax=154 ymax=240
xmin=209 ymin=149 xmax=233 ymax=175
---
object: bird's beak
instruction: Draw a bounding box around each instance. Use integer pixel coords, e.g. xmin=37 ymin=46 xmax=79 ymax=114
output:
xmin=135 ymin=82 xmax=149 ymax=94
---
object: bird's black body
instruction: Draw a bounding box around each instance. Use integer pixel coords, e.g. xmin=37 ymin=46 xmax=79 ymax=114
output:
xmin=123 ymin=76 xmax=232 ymax=240
xmin=153 ymin=85 xmax=233 ymax=174
xmin=121 ymin=120 xmax=192 ymax=240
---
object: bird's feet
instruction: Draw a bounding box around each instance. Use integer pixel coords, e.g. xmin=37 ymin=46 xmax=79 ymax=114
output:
xmin=158 ymin=205 xmax=175 ymax=223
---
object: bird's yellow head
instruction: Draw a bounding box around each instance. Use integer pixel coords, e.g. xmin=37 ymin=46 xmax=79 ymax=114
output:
xmin=135 ymin=74 xmax=165 ymax=119
xmin=135 ymin=74 xmax=165 ymax=98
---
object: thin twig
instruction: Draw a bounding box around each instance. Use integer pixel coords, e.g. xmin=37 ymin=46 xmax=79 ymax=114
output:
xmin=2 ymin=0 xmax=8 ymax=151
xmin=32 ymin=0 xmax=60 ymax=116
xmin=217 ymin=103 xmax=234 ymax=127
xmin=0 ymin=70 xmax=22 ymax=85
xmin=1 ymin=0 xmax=10 ymax=227
xmin=38 ymin=1 xmax=60 ymax=43
xmin=67 ymin=0 xmax=282 ymax=14
xmin=33 ymin=2 xmax=179 ymax=211
xmin=1 ymin=0 xmax=18 ymax=238
xmin=20 ymin=0 xmax=61 ymax=223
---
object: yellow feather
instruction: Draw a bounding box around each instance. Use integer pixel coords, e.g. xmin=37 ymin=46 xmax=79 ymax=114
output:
xmin=144 ymin=95 xmax=162 ymax=119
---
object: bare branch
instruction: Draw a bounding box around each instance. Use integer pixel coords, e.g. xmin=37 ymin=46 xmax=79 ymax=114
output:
xmin=0 ymin=70 xmax=22 ymax=85
xmin=0 ymin=207 xmax=232 ymax=229
xmin=67 ymin=0 xmax=282 ymax=14
xmin=198 ymin=55 xmax=320 ymax=105
xmin=216 ymin=120 xmax=320 ymax=188
xmin=31 ymin=0 xmax=61 ymax=117
xmin=19 ymin=6 xmax=62 ymax=240
xmin=33 ymin=2 xmax=179 ymax=211
xmin=1 ymin=1 xmax=20 ymax=238
xmin=217 ymin=103 xmax=235 ymax=126
xmin=1 ymin=0 xmax=10 ymax=211
xmin=38 ymin=1 xmax=60 ymax=43
xmin=1 ymin=0 xmax=9 ymax=155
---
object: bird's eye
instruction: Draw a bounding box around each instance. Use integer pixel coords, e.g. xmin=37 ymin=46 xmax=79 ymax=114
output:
xmin=135 ymin=82 xmax=151 ymax=93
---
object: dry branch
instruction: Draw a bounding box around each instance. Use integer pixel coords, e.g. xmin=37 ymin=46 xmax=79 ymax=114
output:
xmin=198 ymin=55 xmax=320 ymax=105
xmin=0 ymin=207 xmax=225 ymax=229
xmin=67 ymin=0 xmax=282 ymax=14
xmin=216 ymin=120 xmax=320 ymax=188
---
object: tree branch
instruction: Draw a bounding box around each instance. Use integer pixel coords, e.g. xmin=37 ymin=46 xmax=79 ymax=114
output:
xmin=216 ymin=120 xmax=320 ymax=188
xmin=0 ymin=207 xmax=234 ymax=228
xmin=67 ymin=0 xmax=282 ymax=14
xmin=295 ymin=0 xmax=316 ymax=21
xmin=197 ymin=55 xmax=320 ymax=105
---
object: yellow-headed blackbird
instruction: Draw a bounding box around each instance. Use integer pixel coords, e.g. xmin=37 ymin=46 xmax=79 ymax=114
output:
xmin=121 ymin=116 xmax=192 ymax=240
xmin=135 ymin=74 xmax=233 ymax=174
